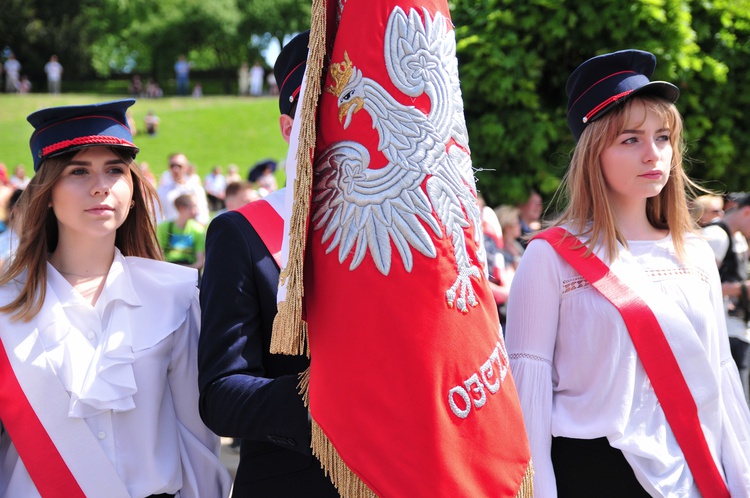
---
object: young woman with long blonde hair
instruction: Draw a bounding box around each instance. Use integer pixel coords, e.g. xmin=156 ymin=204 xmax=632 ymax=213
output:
xmin=506 ymin=50 xmax=750 ymax=497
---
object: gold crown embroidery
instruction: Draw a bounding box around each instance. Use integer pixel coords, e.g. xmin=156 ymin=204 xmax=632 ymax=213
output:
xmin=325 ymin=51 xmax=353 ymax=97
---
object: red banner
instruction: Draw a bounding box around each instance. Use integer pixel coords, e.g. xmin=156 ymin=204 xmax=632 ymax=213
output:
xmin=303 ymin=0 xmax=533 ymax=495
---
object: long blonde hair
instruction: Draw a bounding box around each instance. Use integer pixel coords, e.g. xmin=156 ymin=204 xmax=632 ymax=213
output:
xmin=551 ymin=95 xmax=698 ymax=261
xmin=0 ymin=148 xmax=162 ymax=321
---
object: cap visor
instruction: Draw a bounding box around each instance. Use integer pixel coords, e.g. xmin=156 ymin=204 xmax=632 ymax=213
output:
xmin=631 ymin=81 xmax=680 ymax=104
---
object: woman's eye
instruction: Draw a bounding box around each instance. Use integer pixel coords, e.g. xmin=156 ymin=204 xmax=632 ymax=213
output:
xmin=622 ymin=136 xmax=637 ymax=144
xmin=657 ymin=134 xmax=670 ymax=142
xmin=109 ymin=167 xmax=126 ymax=175
xmin=70 ymin=168 xmax=88 ymax=175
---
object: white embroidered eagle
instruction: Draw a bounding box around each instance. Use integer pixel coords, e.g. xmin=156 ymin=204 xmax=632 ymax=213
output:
xmin=312 ymin=6 xmax=486 ymax=312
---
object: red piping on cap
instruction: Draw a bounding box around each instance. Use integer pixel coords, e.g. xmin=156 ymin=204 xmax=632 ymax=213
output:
xmin=583 ymin=89 xmax=634 ymax=123
xmin=41 ymin=135 xmax=136 ymax=157
xmin=280 ymin=61 xmax=305 ymax=95
xmin=569 ymin=70 xmax=637 ymax=114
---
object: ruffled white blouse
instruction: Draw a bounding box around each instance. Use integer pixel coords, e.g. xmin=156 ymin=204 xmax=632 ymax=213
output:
xmin=506 ymin=231 xmax=750 ymax=497
xmin=0 ymin=250 xmax=231 ymax=498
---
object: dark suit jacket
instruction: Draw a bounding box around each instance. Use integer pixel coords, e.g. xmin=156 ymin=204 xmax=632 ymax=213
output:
xmin=198 ymin=210 xmax=338 ymax=497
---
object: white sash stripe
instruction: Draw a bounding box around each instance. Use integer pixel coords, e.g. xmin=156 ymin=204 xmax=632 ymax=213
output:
xmin=277 ymin=69 xmax=308 ymax=305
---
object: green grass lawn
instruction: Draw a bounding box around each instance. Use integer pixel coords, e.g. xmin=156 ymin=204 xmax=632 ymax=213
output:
xmin=0 ymin=94 xmax=290 ymax=185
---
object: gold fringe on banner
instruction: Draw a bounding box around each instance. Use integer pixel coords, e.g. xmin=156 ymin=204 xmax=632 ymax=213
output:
xmin=312 ymin=420 xmax=378 ymax=498
xmin=269 ymin=0 xmax=328 ymax=358
xmin=298 ymin=367 xmax=377 ymax=497
xmin=517 ymin=461 xmax=535 ymax=498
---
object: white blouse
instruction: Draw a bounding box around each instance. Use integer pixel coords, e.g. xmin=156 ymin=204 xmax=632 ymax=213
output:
xmin=506 ymin=231 xmax=750 ymax=497
xmin=0 ymin=250 xmax=231 ymax=498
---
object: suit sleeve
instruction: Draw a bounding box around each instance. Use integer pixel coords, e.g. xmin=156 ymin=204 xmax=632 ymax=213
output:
xmin=197 ymin=212 xmax=312 ymax=455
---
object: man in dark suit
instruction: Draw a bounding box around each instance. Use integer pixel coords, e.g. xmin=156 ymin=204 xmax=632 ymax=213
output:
xmin=198 ymin=31 xmax=339 ymax=497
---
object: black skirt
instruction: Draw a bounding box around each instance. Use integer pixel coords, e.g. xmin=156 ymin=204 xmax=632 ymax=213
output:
xmin=551 ymin=436 xmax=651 ymax=497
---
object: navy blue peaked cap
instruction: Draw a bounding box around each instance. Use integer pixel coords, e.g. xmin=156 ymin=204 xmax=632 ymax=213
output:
xmin=566 ymin=49 xmax=679 ymax=141
xmin=274 ymin=31 xmax=310 ymax=116
xmin=27 ymin=99 xmax=139 ymax=172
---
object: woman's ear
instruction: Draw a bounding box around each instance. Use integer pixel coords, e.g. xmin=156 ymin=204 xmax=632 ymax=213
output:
xmin=279 ymin=114 xmax=294 ymax=144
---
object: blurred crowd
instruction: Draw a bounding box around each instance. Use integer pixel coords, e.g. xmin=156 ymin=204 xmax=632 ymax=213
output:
xmin=0 ymin=156 xmax=281 ymax=276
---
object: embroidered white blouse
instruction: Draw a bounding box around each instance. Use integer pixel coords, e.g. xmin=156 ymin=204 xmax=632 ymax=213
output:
xmin=0 ymin=250 xmax=231 ymax=498
xmin=506 ymin=231 xmax=750 ymax=497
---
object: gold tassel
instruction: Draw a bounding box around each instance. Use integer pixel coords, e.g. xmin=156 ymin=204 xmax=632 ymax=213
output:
xmin=516 ymin=460 xmax=535 ymax=497
xmin=269 ymin=0 xmax=327 ymax=358
xmin=297 ymin=366 xmax=311 ymax=407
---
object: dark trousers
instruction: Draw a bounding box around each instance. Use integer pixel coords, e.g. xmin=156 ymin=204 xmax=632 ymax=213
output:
xmin=730 ymin=337 xmax=750 ymax=404
xmin=551 ymin=437 xmax=650 ymax=498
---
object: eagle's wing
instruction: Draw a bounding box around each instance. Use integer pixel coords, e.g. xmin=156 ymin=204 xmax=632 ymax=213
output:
xmin=313 ymin=141 xmax=441 ymax=275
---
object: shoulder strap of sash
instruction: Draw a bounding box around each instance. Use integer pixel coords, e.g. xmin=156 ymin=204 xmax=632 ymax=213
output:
xmin=535 ymin=226 xmax=730 ymax=498
xmin=0 ymin=340 xmax=86 ymax=498
xmin=236 ymin=198 xmax=283 ymax=268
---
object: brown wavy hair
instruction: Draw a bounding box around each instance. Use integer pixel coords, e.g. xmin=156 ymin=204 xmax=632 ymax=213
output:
xmin=550 ymin=95 xmax=699 ymax=262
xmin=0 ymin=147 xmax=163 ymax=322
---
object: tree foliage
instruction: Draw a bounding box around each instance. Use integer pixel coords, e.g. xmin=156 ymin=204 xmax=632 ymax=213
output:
xmin=451 ymin=0 xmax=750 ymax=206
xmin=2 ymin=0 xmax=748 ymax=201
xmin=0 ymin=0 xmax=311 ymax=83
xmin=0 ymin=0 xmax=99 ymax=81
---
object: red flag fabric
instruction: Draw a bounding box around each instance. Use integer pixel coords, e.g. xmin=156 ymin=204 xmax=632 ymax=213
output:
xmin=302 ymin=0 xmax=534 ymax=495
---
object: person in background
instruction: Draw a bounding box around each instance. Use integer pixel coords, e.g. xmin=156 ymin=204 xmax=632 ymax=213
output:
xmin=223 ymin=181 xmax=259 ymax=211
xmin=17 ymin=75 xmax=31 ymax=94
xmin=204 ymin=165 xmax=227 ymax=212
xmin=247 ymin=159 xmax=278 ymax=197
xmin=691 ymin=194 xmax=725 ymax=226
xmin=0 ymin=188 xmax=23 ymax=271
xmin=4 ymin=53 xmax=21 ymax=93
xmin=266 ymin=72 xmax=278 ymax=95
xmin=0 ymin=164 xmax=13 ymax=225
xmin=146 ymin=78 xmax=163 ymax=98
xmin=238 ymin=62 xmax=250 ymax=96
xmin=478 ymin=195 xmax=512 ymax=328
xmin=702 ymin=192 xmax=750 ymax=403
xmin=185 ymin=163 xmax=202 ymax=188
xmin=506 ymin=49 xmax=750 ymax=496
xmin=198 ymin=31 xmax=340 ymax=497
xmin=517 ymin=188 xmax=543 ymax=247
xmin=156 ymin=153 xmax=210 ymax=225
xmin=225 ymin=164 xmax=242 ymax=185
xmin=8 ymin=164 xmax=29 ymax=191
xmin=209 ymin=181 xmax=259 ymax=221
xmin=139 ymin=161 xmax=157 ymax=188
xmin=0 ymin=99 xmax=230 ymax=497
xmin=44 ymin=55 xmax=63 ymax=94
xmin=249 ymin=60 xmax=264 ymax=96
xmin=144 ymin=110 xmax=160 ymax=136
xmin=157 ymin=193 xmax=206 ymax=272
xmin=125 ymin=110 xmax=138 ymax=137
xmin=174 ymin=55 xmax=192 ymax=96
xmin=496 ymin=205 xmax=525 ymax=270
xmin=128 ymin=75 xmax=144 ymax=97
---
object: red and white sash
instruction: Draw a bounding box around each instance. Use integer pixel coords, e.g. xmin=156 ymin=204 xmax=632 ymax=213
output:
xmin=536 ymin=227 xmax=730 ymax=498
xmin=0 ymin=289 xmax=131 ymax=498
xmin=235 ymin=189 xmax=285 ymax=268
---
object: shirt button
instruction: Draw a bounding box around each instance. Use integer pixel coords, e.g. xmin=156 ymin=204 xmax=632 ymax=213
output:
xmin=97 ymin=431 xmax=106 ymax=440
